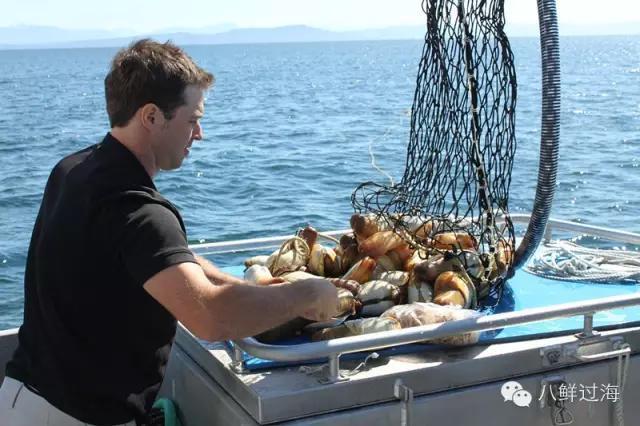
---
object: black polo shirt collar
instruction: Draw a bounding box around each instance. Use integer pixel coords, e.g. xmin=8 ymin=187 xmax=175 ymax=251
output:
xmin=101 ymin=132 xmax=156 ymax=191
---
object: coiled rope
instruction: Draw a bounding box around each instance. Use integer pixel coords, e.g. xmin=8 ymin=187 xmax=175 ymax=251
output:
xmin=524 ymin=240 xmax=640 ymax=283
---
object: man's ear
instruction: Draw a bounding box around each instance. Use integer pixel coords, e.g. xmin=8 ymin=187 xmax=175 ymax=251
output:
xmin=140 ymin=103 xmax=160 ymax=130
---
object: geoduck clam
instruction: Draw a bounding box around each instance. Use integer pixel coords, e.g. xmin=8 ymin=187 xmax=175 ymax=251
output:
xmin=413 ymin=250 xmax=485 ymax=285
xmin=350 ymin=213 xmax=391 ymax=241
xmin=433 ymin=271 xmax=477 ymax=309
xmin=428 ymin=231 xmax=477 ymax=251
xmin=358 ymin=230 xmax=406 ymax=258
xmin=357 ymin=280 xmax=403 ymax=305
xmin=342 ymin=256 xmax=377 ymax=284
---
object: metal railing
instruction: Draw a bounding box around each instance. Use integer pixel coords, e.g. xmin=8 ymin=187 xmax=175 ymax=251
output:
xmin=510 ymin=214 xmax=640 ymax=246
xmin=232 ymin=293 xmax=640 ymax=382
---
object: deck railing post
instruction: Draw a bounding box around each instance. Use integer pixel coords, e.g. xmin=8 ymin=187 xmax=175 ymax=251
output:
xmin=231 ymin=345 xmax=247 ymax=374
xmin=327 ymin=354 xmax=342 ymax=383
xmin=579 ymin=312 xmax=598 ymax=338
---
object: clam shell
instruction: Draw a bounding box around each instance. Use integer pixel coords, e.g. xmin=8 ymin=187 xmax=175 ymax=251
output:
xmin=377 ymin=271 xmax=410 ymax=287
xmin=357 ymin=280 xmax=399 ymax=304
xmin=360 ymin=300 xmax=396 ymax=316
xmin=408 ymin=276 xmax=434 ymax=303
xmin=244 ymin=265 xmax=273 ymax=284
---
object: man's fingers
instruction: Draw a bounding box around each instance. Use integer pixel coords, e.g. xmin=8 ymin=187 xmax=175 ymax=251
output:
xmin=256 ymin=277 xmax=287 ymax=285
xmin=302 ymin=309 xmax=333 ymax=322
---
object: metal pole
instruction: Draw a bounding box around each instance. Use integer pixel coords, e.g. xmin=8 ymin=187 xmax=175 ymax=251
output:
xmin=231 ymin=345 xmax=247 ymax=374
xmin=327 ymin=354 xmax=342 ymax=383
xmin=234 ymin=292 xmax=640 ymax=362
xmin=580 ymin=313 xmax=596 ymax=338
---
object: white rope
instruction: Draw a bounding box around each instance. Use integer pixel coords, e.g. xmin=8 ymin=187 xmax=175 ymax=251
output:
xmin=299 ymin=352 xmax=380 ymax=380
xmin=524 ymin=240 xmax=640 ymax=283
xmin=368 ymin=128 xmax=395 ymax=187
xmin=317 ymin=231 xmax=340 ymax=244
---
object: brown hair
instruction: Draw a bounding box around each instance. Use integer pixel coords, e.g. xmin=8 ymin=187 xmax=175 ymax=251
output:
xmin=105 ymin=39 xmax=214 ymax=127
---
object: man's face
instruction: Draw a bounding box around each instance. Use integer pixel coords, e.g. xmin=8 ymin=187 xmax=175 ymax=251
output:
xmin=152 ymin=85 xmax=205 ymax=171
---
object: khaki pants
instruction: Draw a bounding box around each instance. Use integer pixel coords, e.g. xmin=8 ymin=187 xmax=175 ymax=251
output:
xmin=0 ymin=377 xmax=136 ymax=426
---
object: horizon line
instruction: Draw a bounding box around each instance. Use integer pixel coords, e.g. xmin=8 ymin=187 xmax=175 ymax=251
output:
xmin=2 ymin=33 xmax=639 ymax=52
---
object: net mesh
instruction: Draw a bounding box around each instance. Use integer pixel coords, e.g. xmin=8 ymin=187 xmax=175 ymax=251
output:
xmin=352 ymin=0 xmax=517 ymax=303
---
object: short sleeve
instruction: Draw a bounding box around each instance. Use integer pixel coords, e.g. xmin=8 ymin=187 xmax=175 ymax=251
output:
xmin=109 ymin=199 xmax=197 ymax=286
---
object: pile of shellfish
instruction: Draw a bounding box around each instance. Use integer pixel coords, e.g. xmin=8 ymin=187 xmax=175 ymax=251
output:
xmin=244 ymin=213 xmax=514 ymax=345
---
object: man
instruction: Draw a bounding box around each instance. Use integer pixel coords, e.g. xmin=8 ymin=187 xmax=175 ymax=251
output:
xmin=0 ymin=39 xmax=338 ymax=426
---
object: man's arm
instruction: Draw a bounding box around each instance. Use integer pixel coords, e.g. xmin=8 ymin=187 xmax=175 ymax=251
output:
xmin=195 ymin=254 xmax=246 ymax=285
xmin=195 ymin=254 xmax=285 ymax=286
xmin=143 ymin=262 xmax=338 ymax=341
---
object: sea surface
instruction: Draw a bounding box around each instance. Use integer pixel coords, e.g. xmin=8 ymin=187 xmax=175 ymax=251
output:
xmin=1 ymin=37 xmax=639 ymax=329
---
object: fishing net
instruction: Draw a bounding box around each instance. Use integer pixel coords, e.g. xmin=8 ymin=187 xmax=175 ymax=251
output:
xmin=352 ymin=0 xmax=517 ymax=303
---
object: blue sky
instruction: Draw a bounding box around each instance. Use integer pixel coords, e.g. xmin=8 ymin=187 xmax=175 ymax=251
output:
xmin=0 ymin=0 xmax=638 ymax=34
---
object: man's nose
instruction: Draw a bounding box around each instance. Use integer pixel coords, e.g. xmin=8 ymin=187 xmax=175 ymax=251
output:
xmin=193 ymin=122 xmax=203 ymax=141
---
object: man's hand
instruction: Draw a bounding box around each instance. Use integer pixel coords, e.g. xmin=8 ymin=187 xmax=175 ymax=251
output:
xmin=295 ymin=278 xmax=340 ymax=322
xmin=255 ymin=276 xmax=288 ymax=285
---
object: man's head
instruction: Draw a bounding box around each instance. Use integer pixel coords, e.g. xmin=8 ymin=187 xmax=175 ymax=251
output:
xmin=105 ymin=39 xmax=214 ymax=171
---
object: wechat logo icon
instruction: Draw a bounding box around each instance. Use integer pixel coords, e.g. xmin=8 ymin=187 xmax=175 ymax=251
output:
xmin=501 ymin=381 xmax=532 ymax=407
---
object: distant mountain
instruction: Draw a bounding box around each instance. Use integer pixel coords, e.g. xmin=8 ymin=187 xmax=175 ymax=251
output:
xmin=154 ymin=23 xmax=238 ymax=35
xmin=0 ymin=24 xmax=426 ymax=49
xmin=0 ymin=22 xmax=638 ymax=50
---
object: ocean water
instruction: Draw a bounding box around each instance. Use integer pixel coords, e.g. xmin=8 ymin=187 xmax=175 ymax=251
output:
xmin=0 ymin=37 xmax=639 ymax=329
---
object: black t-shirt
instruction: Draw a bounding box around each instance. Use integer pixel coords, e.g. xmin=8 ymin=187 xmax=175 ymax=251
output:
xmin=6 ymin=133 xmax=197 ymax=425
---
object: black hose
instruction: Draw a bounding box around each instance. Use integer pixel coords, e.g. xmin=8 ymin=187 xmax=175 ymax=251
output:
xmin=512 ymin=0 xmax=561 ymax=270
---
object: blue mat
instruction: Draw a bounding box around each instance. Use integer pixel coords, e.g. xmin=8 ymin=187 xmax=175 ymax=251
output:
xmin=218 ymin=266 xmax=640 ymax=371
